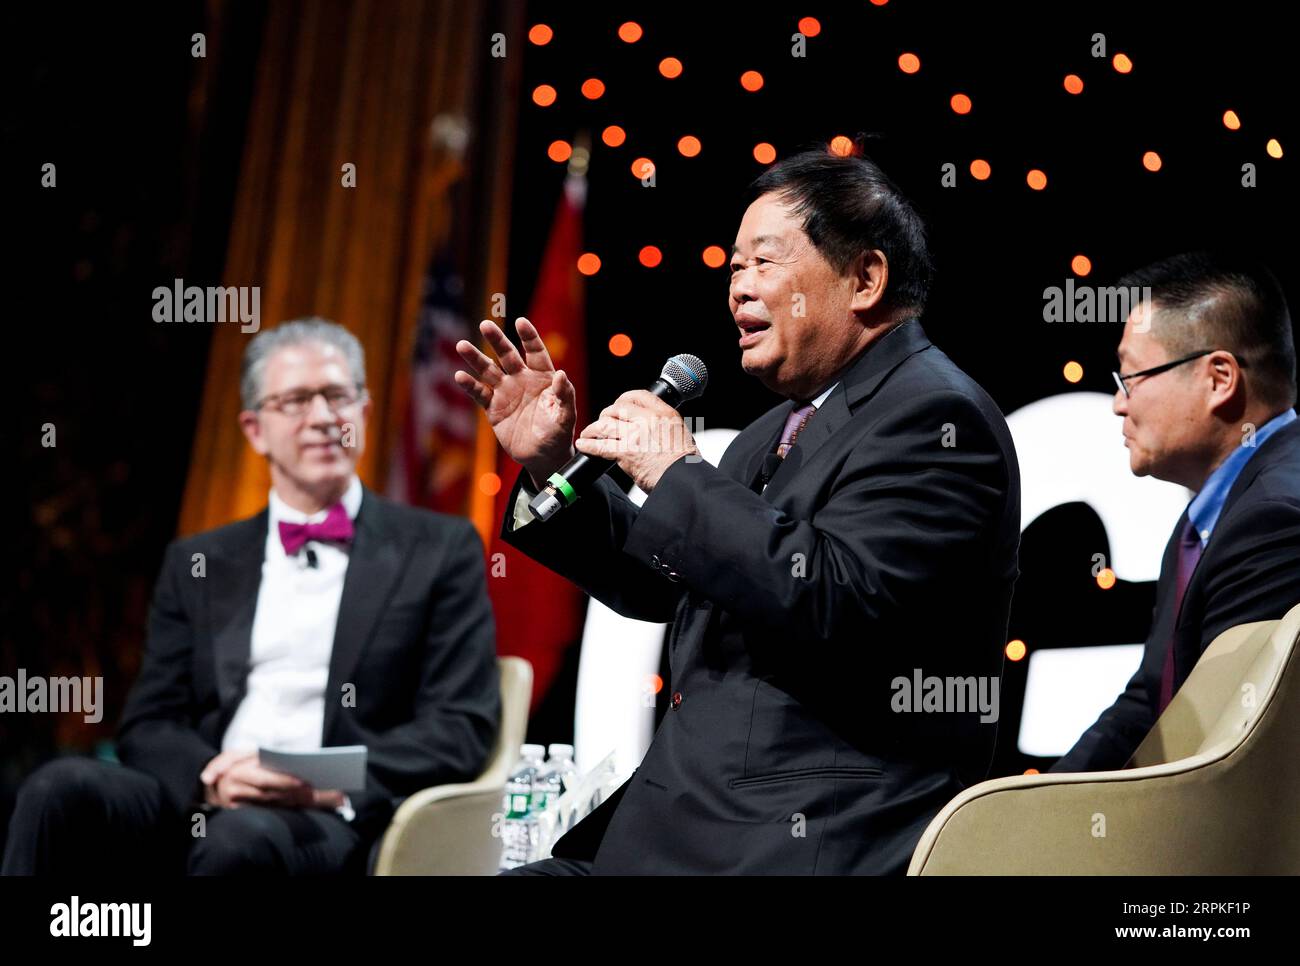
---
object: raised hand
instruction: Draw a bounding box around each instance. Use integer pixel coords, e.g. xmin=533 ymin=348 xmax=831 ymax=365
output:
xmin=454 ymin=317 xmax=577 ymax=486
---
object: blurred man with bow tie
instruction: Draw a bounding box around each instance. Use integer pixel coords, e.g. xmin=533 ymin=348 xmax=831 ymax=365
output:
xmin=3 ymin=318 xmax=499 ymax=875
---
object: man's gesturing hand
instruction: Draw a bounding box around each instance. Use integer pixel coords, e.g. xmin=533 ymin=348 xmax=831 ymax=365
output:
xmin=453 ymin=317 xmax=577 ymax=488
xmin=575 ymin=390 xmax=701 ymax=493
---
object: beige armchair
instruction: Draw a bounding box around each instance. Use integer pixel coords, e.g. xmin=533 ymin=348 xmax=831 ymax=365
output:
xmin=372 ymin=656 xmax=533 ymax=875
xmin=908 ymin=601 xmax=1300 ymax=874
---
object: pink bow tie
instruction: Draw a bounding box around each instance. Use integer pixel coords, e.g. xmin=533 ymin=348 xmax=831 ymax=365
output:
xmin=278 ymin=503 xmax=354 ymax=556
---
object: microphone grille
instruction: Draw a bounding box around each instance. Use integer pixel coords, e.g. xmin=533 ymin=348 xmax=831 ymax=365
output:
xmin=661 ymin=354 xmax=708 ymax=401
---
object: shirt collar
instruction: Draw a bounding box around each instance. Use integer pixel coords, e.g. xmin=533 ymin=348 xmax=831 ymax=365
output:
xmin=1187 ymin=409 xmax=1296 ymax=545
xmin=268 ymin=475 xmax=363 ymax=529
xmin=809 ymin=382 xmax=838 ymax=410
xmin=801 ymin=319 xmax=921 ymax=409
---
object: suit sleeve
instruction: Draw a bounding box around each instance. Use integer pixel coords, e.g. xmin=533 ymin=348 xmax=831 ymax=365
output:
xmin=354 ymin=518 xmax=501 ymax=799
xmin=620 ymin=390 xmax=1012 ymax=644
xmin=500 ymin=467 xmax=687 ymax=624
xmin=116 ymin=540 xmax=221 ymax=814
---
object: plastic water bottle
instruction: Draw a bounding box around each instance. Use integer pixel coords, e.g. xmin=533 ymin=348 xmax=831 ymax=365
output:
xmin=547 ymin=743 xmax=579 ymax=796
xmin=532 ymin=754 xmax=565 ymax=815
xmin=525 ymin=747 xmax=570 ymax=863
xmin=498 ymin=743 xmax=545 ymax=872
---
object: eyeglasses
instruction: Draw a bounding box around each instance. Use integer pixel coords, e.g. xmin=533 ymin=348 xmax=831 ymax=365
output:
xmin=1111 ymin=349 xmax=1226 ymax=398
xmin=256 ymin=384 xmax=366 ymax=417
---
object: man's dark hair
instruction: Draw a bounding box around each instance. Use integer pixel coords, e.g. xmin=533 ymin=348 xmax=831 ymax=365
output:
xmin=1118 ymin=252 xmax=1296 ymax=408
xmin=747 ymin=147 xmax=932 ymax=312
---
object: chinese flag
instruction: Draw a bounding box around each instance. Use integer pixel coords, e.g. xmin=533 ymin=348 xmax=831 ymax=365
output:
xmin=482 ymin=172 xmax=589 ymax=708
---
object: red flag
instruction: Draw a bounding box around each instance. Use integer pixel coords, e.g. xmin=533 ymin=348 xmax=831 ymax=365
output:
xmin=487 ymin=172 xmax=589 ymax=707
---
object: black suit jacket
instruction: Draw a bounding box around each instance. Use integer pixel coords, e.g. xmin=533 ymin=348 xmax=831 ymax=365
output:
xmin=1052 ymin=416 xmax=1300 ymax=773
xmin=117 ymin=486 xmax=500 ymax=840
xmin=503 ymin=320 xmax=1021 ymax=874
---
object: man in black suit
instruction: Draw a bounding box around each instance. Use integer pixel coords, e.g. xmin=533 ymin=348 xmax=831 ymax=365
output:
xmin=3 ymin=318 xmax=499 ymax=875
xmin=1053 ymin=253 xmax=1300 ymax=773
xmin=454 ymin=150 xmax=1021 ymax=874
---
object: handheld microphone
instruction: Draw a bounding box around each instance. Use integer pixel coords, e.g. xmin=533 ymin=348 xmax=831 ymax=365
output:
xmin=527 ymin=353 xmax=709 ymax=522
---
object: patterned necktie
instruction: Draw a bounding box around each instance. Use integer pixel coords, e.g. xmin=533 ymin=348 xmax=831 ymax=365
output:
xmin=1157 ymin=513 xmax=1204 ymax=713
xmin=278 ymin=502 xmax=355 ymax=557
xmin=775 ymin=401 xmax=816 ymax=458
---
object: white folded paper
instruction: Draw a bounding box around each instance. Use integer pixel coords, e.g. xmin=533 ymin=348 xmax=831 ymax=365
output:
xmin=258 ymin=745 xmax=368 ymax=791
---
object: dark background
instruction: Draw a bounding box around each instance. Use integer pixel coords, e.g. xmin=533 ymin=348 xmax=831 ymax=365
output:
xmin=5 ymin=1 xmax=1296 ymax=846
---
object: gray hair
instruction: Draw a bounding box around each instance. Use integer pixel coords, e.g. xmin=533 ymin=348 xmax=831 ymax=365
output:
xmin=240 ymin=317 xmax=367 ymax=410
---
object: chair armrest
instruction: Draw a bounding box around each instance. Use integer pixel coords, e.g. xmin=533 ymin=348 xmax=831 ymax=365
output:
xmin=372 ymin=777 xmax=505 ymax=876
xmin=907 ymin=747 xmax=1247 ymax=875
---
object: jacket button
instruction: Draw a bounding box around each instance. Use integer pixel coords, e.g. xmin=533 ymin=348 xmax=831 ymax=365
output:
xmin=671 ymin=691 xmax=682 ymax=709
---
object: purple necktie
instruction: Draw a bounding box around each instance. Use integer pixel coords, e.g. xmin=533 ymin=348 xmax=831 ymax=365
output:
xmin=278 ymin=503 xmax=354 ymax=557
xmin=776 ymin=401 xmax=816 ymax=458
xmin=1157 ymin=513 xmax=1204 ymax=713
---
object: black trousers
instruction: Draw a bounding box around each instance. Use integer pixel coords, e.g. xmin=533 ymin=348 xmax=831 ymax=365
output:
xmin=2 ymin=757 xmax=371 ymax=876
xmin=500 ymin=856 xmax=594 ymax=875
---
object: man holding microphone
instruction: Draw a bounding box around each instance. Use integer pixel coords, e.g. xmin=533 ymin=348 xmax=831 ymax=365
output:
xmin=455 ymin=149 xmax=1020 ymax=874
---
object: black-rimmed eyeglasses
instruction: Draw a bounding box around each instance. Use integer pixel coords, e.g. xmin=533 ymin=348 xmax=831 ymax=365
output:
xmin=1112 ymin=349 xmax=1225 ymax=398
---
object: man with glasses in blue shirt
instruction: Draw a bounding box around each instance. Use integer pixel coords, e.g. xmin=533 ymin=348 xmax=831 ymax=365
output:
xmin=1053 ymin=252 xmax=1300 ymax=772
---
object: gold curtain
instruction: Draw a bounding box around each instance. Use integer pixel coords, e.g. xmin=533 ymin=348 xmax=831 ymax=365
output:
xmin=178 ymin=0 xmax=522 ymax=536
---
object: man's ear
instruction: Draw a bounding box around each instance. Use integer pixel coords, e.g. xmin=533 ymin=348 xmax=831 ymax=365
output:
xmin=1206 ymin=350 xmax=1246 ymax=416
xmin=238 ymin=410 xmax=270 ymax=456
xmin=849 ymin=250 xmax=889 ymax=314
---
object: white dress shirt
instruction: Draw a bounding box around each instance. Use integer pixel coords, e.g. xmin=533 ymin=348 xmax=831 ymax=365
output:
xmin=221 ymin=475 xmax=362 ymax=819
xmin=807 ymin=381 xmax=839 ymax=410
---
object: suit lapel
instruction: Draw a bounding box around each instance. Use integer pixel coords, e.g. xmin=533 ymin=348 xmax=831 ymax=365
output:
xmin=760 ymin=319 xmax=933 ymax=503
xmin=1170 ymin=419 xmax=1299 ymax=683
xmin=1145 ymin=513 xmax=1185 ymax=693
xmin=1205 ymin=418 xmax=1300 ymax=547
xmin=323 ymin=489 xmax=406 ymax=740
xmin=1178 ymin=419 xmax=1299 ymax=625
xmin=762 ymin=389 xmax=852 ymax=502
xmin=741 ymin=405 xmax=791 ymax=490
xmin=209 ymin=512 xmax=269 ymax=713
